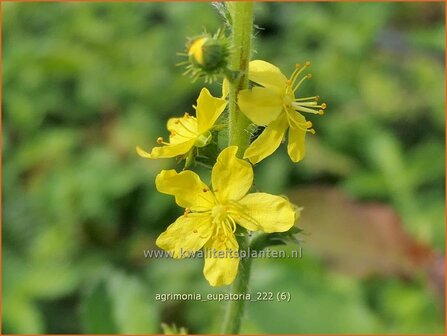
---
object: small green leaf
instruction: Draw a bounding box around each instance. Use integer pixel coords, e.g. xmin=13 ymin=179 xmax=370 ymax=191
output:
xmin=82 ymin=281 xmax=118 ymax=334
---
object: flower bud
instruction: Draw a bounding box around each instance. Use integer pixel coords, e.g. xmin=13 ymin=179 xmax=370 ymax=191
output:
xmin=181 ymin=29 xmax=230 ymax=83
xmin=188 ymin=36 xmax=228 ymax=72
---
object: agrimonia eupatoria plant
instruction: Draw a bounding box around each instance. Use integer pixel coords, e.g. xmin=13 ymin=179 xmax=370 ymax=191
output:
xmin=137 ymin=2 xmax=326 ymax=334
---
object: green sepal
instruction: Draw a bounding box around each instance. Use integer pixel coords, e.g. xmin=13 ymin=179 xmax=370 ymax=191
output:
xmin=180 ymin=131 xmax=220 ymax=170
xmin=250 ymin=227 xmax=303 ymax=251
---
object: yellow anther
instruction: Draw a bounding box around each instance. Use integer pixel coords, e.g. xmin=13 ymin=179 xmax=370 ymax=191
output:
xmin=184 ymin=208 xmax=191 ymax=217
xmin=203 ymin=188 xmax=209 ymax=192
xmin=309 ymin=128 xmax=316 ymax=134
xmin=157 ymin=137 xmax=164 ymax=144
xmin=286 ymin=79 xmax=292 ymax=85
xmin=306 ymin=121 xmax=313 ymax=128
xmin=318 ymin=110 xmax=325 ymax=115
xmin=307 ymin=73 xmax=312 ymax=79
xmin=184 ymin=112 xmax=190 ymax=118
xmin=295 ymin=63 xmax=301 ymax=68
xmin=305 ymin=61 xmax=311 ymax=67
xmin=321 ymin=103 xmax=327 ymax=109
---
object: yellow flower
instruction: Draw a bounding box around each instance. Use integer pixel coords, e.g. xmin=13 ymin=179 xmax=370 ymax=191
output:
xmin=238 ymin=60 xmax=326 ymax=164
xmin=136 ymin=88 xmax=226 ymax=159
xmin=155 ymin=146 xmax=296 ymax=287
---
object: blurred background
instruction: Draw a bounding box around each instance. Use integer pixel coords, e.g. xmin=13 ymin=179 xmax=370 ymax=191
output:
xmin=2 ymin=1 xmax=445 ymax=334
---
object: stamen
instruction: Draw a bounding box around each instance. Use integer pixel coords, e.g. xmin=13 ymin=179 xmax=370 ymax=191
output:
xmin=221 ymin=221 xmax=229 ymax=237
xmin=156 ymin=137 xmax=169 ymax=145
xmin=289 ymin=61 xmax=311 ymax=89
xmin=295 ymin=96 xmax=319 ymax=102
xmin=292 ymin=102 xmax=324 ymax=115
xmin=292 ymin=73 xmax=312 ymax=93
xmin=227 ymin=216 xmax=237 ymax=233
xmin=294 ymin=102 xmax=318 ymax=107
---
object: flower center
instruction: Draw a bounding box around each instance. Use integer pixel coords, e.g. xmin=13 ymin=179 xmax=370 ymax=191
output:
xmin=211 ymin=204 xmax=237 ymax=239
xmin=211 ymin=205 xmax=228 ymax=223
xmin=168 ymin=113 xmax=201 ymax=143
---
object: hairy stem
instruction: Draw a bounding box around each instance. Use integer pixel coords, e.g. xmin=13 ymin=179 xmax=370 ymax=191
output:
xmin=221 ymin=2 xmax=254 ymax=335
xmin=227 ymin=1 xmax=253 ymax=155
xmin=221 ymin=235 xmax=252 ymax=334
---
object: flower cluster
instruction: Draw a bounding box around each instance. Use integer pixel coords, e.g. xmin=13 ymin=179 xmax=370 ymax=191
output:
xmin=138 ymin=34 xmax=325 ymax=287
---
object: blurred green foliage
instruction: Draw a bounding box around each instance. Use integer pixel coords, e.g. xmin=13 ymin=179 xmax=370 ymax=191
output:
xmin=2 ymin=1 xmax=445 ymax=334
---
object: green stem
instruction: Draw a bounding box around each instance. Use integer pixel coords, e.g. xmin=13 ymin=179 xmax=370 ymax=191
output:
xmin=222 ymin=235 xmax=252 ymax=334
xmin=227 ymin=1 xmax=253 ymax=155
xmin=222 ymin=2 xmax=254 ymax=335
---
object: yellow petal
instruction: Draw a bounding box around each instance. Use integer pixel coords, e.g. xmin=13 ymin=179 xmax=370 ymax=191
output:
xmin=287 ymin=112 xmax=307 ymax=162
xmin=136 ymin=146 xmax=152 ymax=158
xmin=156 ymin=213 xmax=213 ymax=258
xmin=203 ymin=232 xmax=239 ymax=287
xmin=155 ymin=169 xmax=215 ymax=211
xmin=212 ymin=146 xmax=253 ymax=203
xmin=248 ymin=60 xmax=287 ymax=92
xmin=243 ymin=113 xmax=288 ymax=164
xmin=238 ymin=87 xmax=284 ymax=126
xmin=140 ymin=139 xmax=195 ymax=159
xmin=234 ymin=192 xmax=296 ymax=232
xmin=196 ymin=88 xmax=227 ymax=133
